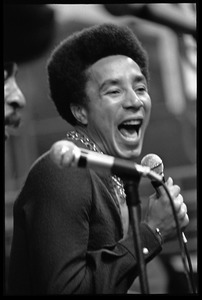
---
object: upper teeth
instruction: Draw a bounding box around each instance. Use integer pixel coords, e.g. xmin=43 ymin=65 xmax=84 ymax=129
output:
xmin=122 ymin=120 xmax=141 ymax=126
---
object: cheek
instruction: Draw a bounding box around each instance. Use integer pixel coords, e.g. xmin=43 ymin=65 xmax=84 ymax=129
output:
xmin=90 ymin=102 xmax=115 ymax=124
xmin=144 ymin=97 xmax=152 ymax=121
xmin=93 ymin=112 xmax=113 ymax=133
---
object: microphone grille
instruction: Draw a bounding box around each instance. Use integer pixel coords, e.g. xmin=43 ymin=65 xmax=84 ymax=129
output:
xmin=141 ymin=153 xmax=164 ymax=176
xmin=49 ymin=140 xmax=76 ymax=168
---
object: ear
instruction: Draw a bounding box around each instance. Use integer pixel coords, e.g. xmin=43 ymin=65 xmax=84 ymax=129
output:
xmin=70 ymin=104 xmax=88 ymax=125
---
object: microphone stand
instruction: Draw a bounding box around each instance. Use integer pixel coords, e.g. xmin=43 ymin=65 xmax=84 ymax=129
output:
xmin=124 ymin=176 xmax=150 ymax=294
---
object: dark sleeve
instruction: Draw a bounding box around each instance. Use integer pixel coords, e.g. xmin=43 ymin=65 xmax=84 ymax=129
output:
xmin=20 ymin=154 xmax=161 ymax=294
xmin=85 ymin=223 xmax=161 ymax=294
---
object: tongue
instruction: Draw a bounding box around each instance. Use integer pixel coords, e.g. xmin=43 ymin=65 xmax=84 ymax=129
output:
xmin=119 ymin=127 xmax=138 ymax=138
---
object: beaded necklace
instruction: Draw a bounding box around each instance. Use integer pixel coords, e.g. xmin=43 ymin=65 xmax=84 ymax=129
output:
xmin=66 ymin=130 xmax=126 ymax=204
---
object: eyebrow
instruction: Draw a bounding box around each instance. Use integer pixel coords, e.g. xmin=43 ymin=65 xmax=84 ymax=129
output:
xmin=99 ymin=74 xmax=147 ymax=91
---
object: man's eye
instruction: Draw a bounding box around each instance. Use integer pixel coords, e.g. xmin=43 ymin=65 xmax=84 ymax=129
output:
xmin=136 ymin=86 xmax=147 ymax=93
xmin=108 ymin=90 xmax=120 ymax=95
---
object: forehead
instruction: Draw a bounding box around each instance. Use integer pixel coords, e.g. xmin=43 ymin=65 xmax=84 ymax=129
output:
xmin=87 ymin=55 xmax=144 ymax=83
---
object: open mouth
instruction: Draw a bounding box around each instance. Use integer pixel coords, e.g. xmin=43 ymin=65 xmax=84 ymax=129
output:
xmin=118 ymin=119 xmax=142 ymax=139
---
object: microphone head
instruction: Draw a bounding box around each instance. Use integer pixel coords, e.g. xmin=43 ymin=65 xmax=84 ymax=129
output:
xmin=141 ymin=153 xmax=164 ymax=176
xmin=49 ymin=140 xmax=76 ymax=168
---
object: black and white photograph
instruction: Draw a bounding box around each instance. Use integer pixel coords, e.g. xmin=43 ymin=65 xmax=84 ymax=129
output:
xmin=4 ymin=3 xmax=197 ymax=295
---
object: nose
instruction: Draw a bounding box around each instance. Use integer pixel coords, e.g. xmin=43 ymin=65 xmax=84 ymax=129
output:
xmin=5 ymin=78 xmax=26 ymax=109
xmin=122 ymin=89 xmax=143 ymax=110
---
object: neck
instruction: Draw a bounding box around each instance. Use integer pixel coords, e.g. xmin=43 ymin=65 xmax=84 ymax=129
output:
xmin=67 ymin=126 xmax=126 ymax=204
xmin=74 ymin=124 xmax=88 ymax=137
xmin=74 ymin=125 xmax=104 ymax=154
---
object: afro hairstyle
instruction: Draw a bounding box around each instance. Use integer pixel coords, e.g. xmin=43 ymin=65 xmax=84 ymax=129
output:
xmin=47 ymin=23 xmax=149 ymax=125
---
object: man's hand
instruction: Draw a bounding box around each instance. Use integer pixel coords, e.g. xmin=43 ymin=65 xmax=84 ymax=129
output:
xmin=144 ymin=177 xmax=189 ymax=242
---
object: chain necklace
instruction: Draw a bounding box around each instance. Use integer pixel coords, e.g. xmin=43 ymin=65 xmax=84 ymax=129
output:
xmin=66 ymin=130 xmax=126 ymax=204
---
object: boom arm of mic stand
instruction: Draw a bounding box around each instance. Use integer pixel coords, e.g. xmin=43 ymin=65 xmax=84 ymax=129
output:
xmin=124 ymin=177 xmax=150 ymax=294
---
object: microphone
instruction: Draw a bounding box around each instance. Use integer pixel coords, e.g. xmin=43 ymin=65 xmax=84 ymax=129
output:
xmin=141 ymin=153 xmax=187 ymax=244
xmin=49 ymin=140 xmax=163 ymax=182
xmin=141 ymin=153 xmax=165 ymax=196
xmin=140 ymin=153 xmax=164 ymax=178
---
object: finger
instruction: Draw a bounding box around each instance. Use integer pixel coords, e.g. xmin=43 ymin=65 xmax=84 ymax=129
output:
xmin=173 ymin=194 xmax=184 ymax=212
xmin=169 ymin=184 xmax=181 ymax=199
xmin=166 ymin=177 xmax=173 ymax=187
xmin=166 ymin=177 xmax=181 ymax=196
xmin=156 ymin=177 xmax=173 ymax=197
xmin=181 ymin=213 xmax=189 ymax=229
xmin=177 ymin=202 xmax=188 ymax=220
xmin=159 ymin=179 xmax=180 ymax=202
xmin=183 ymin=202 xmax=187 ymax=214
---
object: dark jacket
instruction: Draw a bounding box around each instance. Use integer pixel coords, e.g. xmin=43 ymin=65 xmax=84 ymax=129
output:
xmin=8 ymin=140 xmax=161 ymax=295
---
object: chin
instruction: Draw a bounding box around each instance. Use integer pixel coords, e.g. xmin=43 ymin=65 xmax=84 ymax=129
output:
xmin=127 ymin=150 xmax=141 ymax=160
xmin=117 ymin=147 xmax=141 ymax=160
